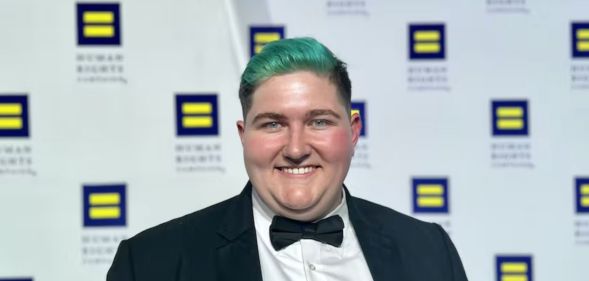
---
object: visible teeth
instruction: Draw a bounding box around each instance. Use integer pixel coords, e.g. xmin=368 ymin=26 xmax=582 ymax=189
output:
xmin=282 ymin=167 xmax=314 ymax=174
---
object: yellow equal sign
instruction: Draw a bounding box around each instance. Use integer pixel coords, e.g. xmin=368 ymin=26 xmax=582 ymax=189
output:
xmin=89 ymin=192 xmax=121 ymax=219
xmin=83 ymin=11 xmax=114 ymax=38
xmin=413 ymin=30 xmax=441 ymax=54
xmin=577 ymin=28 xmax=589 ymax=52
xmin=254 ymin=32 xmax=281 ymax=54
xmin=0 ymin=103 xmax=23 ymax=129
xmin=500 ymin=261 xmax=529 ymax=281
xmin=417 ymin=184 xmax=445 ymax=207
xmin=581 ymin=183 xmax=589 ymax=207
xmin=182 ymin=102 xmax=213 ymax=128
xmin=496 ymin=106 xmax=524 ymax=130
xmin=351 ymin=108 xmax=360 ymax=117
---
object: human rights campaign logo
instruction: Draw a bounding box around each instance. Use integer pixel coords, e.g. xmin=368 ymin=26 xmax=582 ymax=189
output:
xmin=351 ymin=101 xmax=366 ymax=137
xmin=412 ymin=178 xmax=449 ymax=214
xmin=492 ymin=100 xmax=529 ymax=137
xmin=250 ymin=26 xmax=285 ymax=57
xmin=496 ymin=255 xmax=532 ymax=281
xmin=0 ymin=95 xmax=29 ymax=138
xmin=576 ymin=177 xmax=589 ymax=213
xmin=409 ymin=24 xmax=445 ymax=60
xmin=175 ymin=94 xmax=219 ymax=136
xmin=77 ymin=3 xmax=121 ymax=46
xmin=572 ymin=22 xmax=589 ymax=58
xmin=83 ymin=184 xmax=126 ymax=227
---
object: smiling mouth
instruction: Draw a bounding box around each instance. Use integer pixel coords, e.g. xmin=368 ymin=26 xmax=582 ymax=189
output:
xmin=276 ymin=166 xmax=319 ymax=175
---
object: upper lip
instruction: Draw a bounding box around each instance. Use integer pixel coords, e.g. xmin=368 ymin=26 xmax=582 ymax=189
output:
xmin=275 ymin=165 xmax=319 ymax=169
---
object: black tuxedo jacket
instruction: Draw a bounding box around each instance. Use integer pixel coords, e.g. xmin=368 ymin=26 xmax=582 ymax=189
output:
xmin=107 ymin=183 xmax=468 ymax=281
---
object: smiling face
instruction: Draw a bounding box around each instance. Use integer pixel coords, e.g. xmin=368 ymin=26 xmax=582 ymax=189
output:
xmin=237 ymin=71 xmax=361 ymax=221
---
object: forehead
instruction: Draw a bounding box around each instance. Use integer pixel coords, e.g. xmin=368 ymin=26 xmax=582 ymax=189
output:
xmin=249 ymin=71 xmax=343 ymax=112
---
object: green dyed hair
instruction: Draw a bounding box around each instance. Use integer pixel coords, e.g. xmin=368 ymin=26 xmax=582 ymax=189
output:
xmin=239 ymin=37 xmax=351 ymax=119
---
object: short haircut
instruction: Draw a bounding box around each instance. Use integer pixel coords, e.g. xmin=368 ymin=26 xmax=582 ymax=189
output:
xmin=238 ymin=37 xmax=351 ymax=119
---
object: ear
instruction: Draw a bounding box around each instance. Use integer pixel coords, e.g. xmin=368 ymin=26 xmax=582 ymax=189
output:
xmin=350 ymin=112 xmax=362 ymax=146
xmin=237 ymin=120 xmax=246 ymax=145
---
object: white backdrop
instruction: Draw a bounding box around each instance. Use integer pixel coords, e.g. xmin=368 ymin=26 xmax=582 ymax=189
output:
xmin=0 ymin=0 xmax=588 ymax=280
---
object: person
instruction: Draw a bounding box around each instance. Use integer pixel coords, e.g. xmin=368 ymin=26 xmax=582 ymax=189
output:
xmin=107 ymin=37 xmax=468 ymax=281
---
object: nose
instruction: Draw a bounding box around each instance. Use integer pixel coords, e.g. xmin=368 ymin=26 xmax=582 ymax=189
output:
xmin=283 ymin=125 xmax=311 ymax=164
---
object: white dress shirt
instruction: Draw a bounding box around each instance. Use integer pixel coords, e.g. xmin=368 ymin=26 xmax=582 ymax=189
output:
xmin=252 ymin=189 xmax=374 ymax=281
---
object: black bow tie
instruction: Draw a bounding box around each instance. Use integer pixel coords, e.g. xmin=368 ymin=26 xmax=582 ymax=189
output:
xmin=269 ymin=215 xmax=344 ymax=251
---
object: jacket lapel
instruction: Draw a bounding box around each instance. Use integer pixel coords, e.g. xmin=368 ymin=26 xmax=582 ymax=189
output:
xmin=215 ymin=183 xmax=263 ymax=281
xmin=346 ymin=187 xmax=406 ymax=281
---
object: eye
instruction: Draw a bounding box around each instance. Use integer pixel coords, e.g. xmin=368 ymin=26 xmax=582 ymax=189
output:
xmin=311 ymin=119 xmax=330 ymax=128
xmin=263 ymin=121 xmax=282 ymax=130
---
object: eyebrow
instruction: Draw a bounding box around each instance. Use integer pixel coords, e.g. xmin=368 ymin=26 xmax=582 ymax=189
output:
xmin=250 ymin=109 xmax=342 ymax=124
xmin=251 ymin=112 xmax=287 ymax=124
xmin=306 ymin=109 xmax=341 ymax=119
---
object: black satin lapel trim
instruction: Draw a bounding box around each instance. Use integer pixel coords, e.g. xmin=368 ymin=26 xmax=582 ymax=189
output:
xmin=215 ymin=228 xmax=263 ymax=281
xmin=345 ymin=187 xmax=405 ymax=281
xmin=354 ymin=225 xmax=403 ymax=281
xmin=215 ymin=182 xmax=263 ymax=281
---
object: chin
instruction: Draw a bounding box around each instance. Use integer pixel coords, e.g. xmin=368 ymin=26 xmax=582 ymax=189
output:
xmin=275 ymin=190 xmax=316 ymax=210
xmin=279 ymin=192 xmax=314 ymax=209
xmin=282 ymin=200 xmax=315 ymax=212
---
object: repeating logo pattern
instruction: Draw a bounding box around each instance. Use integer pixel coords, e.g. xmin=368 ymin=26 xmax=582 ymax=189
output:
xmin=491 ymin=100 xmax=529 ymax=137
xmin=77 ymin=3 xmax=121 ymax=46
xmin=83 ymin=184 xmax=126 ymax=227
xmin=412 ymin=177 xmax=449 ymax=213
xmin=572 ymin=22 xmax=589 ymax=58
xmin=576 ymin=177 xmax=589 ymax=213
xmin=409 ymin=23 xmax=445 ymax=60
xmin=351 ymin=101 xmax=366 ymax=137
xmin=250 ymin=26 xmax=285 ymax=57
xmin=175 ymin=94 xmax=219 ymax=136
xmin=0 ymin=95 xmax=29 ymax=138
xmin=496 ymin=255 xmax=532 ymax=281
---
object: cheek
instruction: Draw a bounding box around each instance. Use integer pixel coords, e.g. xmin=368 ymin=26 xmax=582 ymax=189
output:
xmin=314 ymin=129 xmax=353 ymax=161
xmin=244 ymin=133 xmax=284 ymax=165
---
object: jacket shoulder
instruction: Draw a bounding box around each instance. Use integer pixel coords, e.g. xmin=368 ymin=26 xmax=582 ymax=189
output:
xmin=107 ymin=194 xmax=243 ymax=281
xmin=128 ymin=193 xmax=240 ymax=248
xmin=350 ymin=196 xmax=449 ymax=247
xmin=350 ymin=196 xmax=468 ymax=280
xmin=350 ymin=196 xmax=432 ymax=228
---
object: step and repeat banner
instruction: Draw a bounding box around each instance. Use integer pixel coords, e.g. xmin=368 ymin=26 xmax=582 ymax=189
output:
xmin=1 ymin=0 xmax=588 ymax=280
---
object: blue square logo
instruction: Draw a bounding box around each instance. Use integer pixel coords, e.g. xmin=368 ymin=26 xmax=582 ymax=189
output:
xmin=492 ymin=100 xmax=529 ymax=137
xmin=250 ymin=26 xmax=285 ymax=57
xmin=409 ymin=23 xmax=445 ymax=60
xmin=0 ymin=95 xmax=29 ymax=138
xmin=77 ymin=3 xmax=121 ymax=46
xmin=83 ymin=184 xmax=126 ymax=227
xmin=176 ymin=94 xmax=219 ymax=136
xmin=412 ymin=177 xmax=449 ymax=214
xmin=351 ymin=101 xmax=366 ymax=137
xmin=496 ymin=255 xmax=532 ymax=281
xmin=572 ymin=22 xmax=589 ymax=58
xmin=576 ymin=177 xmax=589 ymax=213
